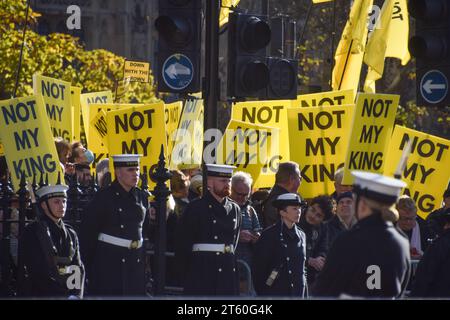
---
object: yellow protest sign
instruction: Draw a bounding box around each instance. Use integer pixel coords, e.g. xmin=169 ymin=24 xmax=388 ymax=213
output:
xmin=80 ymin=90 xmax=113 ymax=145
xmin=0 ymin=95 xmax=63 ymax=190
xmin=123 ymin=60 xmax=150 ymax=83
xmin=88 ymin=103 xmax=137 ymax=168
xmin=33 ymin=74 xmax=72 ymax=142
xmin=106 ymin=102 xmax=166 ymax=189
xmin=0 ymin=141 xmax=4 ymax=156
xmin=288 ymin=105 xmax=354 ymax=198
xmin=71 ymin=86 xmax=82 ymax=141
xmin=90 ymin=109 xmax=108 ymax=147
xmin=342 ymin=93 xmax=399 ymax=185
xmin=293 ymin=89 xmax=355 ymax=108
xmin=385 ymin=126 xmax=450 ymax=219
xmin=165 ymin=101 xmax=182 ymax=158
xmin=232 ymin=100 xmax=291 ymax=188
xmin=216 ymin=120 xmax=279 ymax=183
xmin=170 ymin=99 xmax=204 ymax=169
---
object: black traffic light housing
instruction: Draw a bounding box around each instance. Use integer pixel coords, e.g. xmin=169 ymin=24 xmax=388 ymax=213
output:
xmin=227 ymin=11 xmax=298 ymax=100
xmin=155 ymin=0 xmax=201 ymax=93
xmin=408 ymin=0 xmax=450 ymax=107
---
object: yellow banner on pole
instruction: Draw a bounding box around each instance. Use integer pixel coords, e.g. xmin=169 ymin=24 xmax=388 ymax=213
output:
xmin=232 ymin=100 xmax=291 ymax=188
xmin=288 ymin=105 xmax=354 ymax=198
xmin=342 ymin=93 xmax=399 ymax=185
xmin=170 ymin=99 xmax=204 ymax=169
xmin=165 ymin=101 xmax=182 ymax=159
xmin=216 ymin=120 xmax=279 ymax=184
xmin=0 ymin=95 xmax=63 ymax=190
xmin=106 ymin=102 xmax=166 ymax=189
xmin=33 ymin=74 xmax=72 ymax=142
xmin=385 ymin=126 xmax=450 ymax=219
xmin=294 ymin=89 xmax=355 ymax=108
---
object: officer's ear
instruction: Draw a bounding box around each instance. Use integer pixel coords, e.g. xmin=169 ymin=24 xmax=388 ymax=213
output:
xmin=39 ymin=201 xmax=48 ymax=212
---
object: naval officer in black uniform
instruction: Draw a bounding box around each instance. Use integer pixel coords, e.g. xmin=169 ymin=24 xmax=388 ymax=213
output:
xmin=312 ymin=171 xmax=411 ymax=298
xmin=252 ymin=193 xmax=307 ymax=297
xmin=22 ymin=183 xmax=84 ymax=298
xmin=175 ymin=164 xmax=242 ymax=296
xmin=81 ymin=154 xmax=148 ymax=297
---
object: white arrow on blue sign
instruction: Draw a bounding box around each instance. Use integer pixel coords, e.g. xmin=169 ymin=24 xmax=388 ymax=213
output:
xmin=162 ymin=54 xmax=194 ymax=90
xmin=420 ymin=70 xmax=448 ymax=104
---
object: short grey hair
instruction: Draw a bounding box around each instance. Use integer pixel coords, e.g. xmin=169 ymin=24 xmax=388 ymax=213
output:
xmin=231 ymin=171 xmax=253 ymax=188
xmin=396 ymin=195 xmax=417 ymax=214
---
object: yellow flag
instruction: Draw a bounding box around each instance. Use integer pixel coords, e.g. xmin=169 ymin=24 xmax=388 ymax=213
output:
xmin=219 ymin=0 xmax=240 ymax=27
xmin=332 ymin=0 xmax=373 ymax=93
xmin=363 ymin=0 xmax=396 ymax=93
xmin=385 ymin=0 xmax=410 ymax=65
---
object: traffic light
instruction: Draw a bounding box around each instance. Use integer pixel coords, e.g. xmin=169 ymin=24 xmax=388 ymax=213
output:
xmin=408 ymin=0 xmax=450 ymax=107
xmin=227 ymin=12 xmax=298 ymax=100
xmin=154 ymin=0 xmax=201 ymax=93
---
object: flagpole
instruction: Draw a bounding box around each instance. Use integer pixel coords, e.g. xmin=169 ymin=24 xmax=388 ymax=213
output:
xmin=338 ymin=39 xmax=353 ymax=90
xmin=330 ymin=0 xmax=337 ymax=90
xmin=13 ymin=0 xmax=30 ymax=98
xmin=295 ymin=1 xmax=313 ymax=60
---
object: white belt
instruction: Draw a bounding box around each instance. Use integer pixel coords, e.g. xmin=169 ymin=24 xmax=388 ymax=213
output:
xmin=192 ymin=243 xmax=235 ymax=254
xmin=98 ymin=233 xmax=143 ymax=249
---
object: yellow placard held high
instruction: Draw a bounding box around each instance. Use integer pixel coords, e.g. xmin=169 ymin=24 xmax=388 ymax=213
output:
xmin=232 ymin=100 xmax=291 ymax=188
xmin=385 ymin=126 xmax=450 ymax=219
xmin=33 ymin=74 xmax=72 ymax=142
xmin=0 ymin=95 xmax=63 ymax=190
xmin=80 ymin=91 xmax=113 ymax=146
xmin=216 ymin=120 xmax=279 ymax=184
xmin=294 ymin=89 xmax=355 ymax=108
xmin=106 ymin=102 xmax=166 ymax=189
xmin=124 ymin=60 xmax=150 ymax=83
xmin=342 ymin=93 xmax=399 ymax=185
xmin=165 ymin=101 xmax=182 ymax=159
xmin=288 ymin=105 xmax=354 ymax=198
xmin=170 ymin=99 xmax=204 ymax=170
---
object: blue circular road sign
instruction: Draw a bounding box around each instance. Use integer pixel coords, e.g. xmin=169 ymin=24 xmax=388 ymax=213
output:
xmin=162 ymin=54 xmax=194 ymax=90
xmin=420 ymin=70 xmax=448 ymax=104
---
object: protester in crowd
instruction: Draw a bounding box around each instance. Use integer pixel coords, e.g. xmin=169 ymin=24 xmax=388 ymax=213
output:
xmin=188 ymin=173 xmax=203 ymax=201
xmin=410 ymin=207 xmax=450 ymax=298
xmin=170 ymin=170 xmax=190 ymax=218
xmin=331 ymin=167 xmax=353 ymax=201
xmin=21 ymin=183 xmax=84 ymax=298
xmin=69 ymin=141 xmax=94 ymax=165
xmin=250 ymin=189 xmax=270 ymax=226
xmin=54 ymin=137 xmax=73 ymax=175
xmin=426 ymin=187 xmax=450 ymax=240
xmin=262 ymin=162 xmax=303 ymax=228
xmin=396 ymin=195 xmax=433 ymax=258
xmin=81 ymin=154 xmax=148 ymax=296
xmin=95 ymin=158 xmax=111 ymax=189
xmin=252 ymin=193 xmax=307 ymax=297
xmin=312 ymin=171 xmax=410 ymax=298
xmin=175 ymin=164 xmax=241 ymax=296
xmin=298 ymin=195 xmax=334 ymax=285
xmin=324 ymin=191 xmax=356 ymax=253
xmin=230 ymin=171 xmax=262 ymax=294
xmin=74 ymin=163 xmax=93 ymax=187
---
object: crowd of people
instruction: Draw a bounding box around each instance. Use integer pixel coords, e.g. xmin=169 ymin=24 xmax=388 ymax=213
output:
xmin=0 ymin=136 xmax=449 ymax=299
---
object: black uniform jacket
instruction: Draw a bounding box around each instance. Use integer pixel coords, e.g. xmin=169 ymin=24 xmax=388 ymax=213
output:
xmin=80 ymin=180 xmax=148 ymax=296
xmin=410 ymin=228 xmax=450 ymax=297
xmin=312 ymin=212 xmax=411 ymax=298
xmin=252 ymin=220 xmax=307 ymax=297
xmin=175 ymin=190 xmax=241 ymax=296
xmin=21 ymin=214 xmax=84 ymax=297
